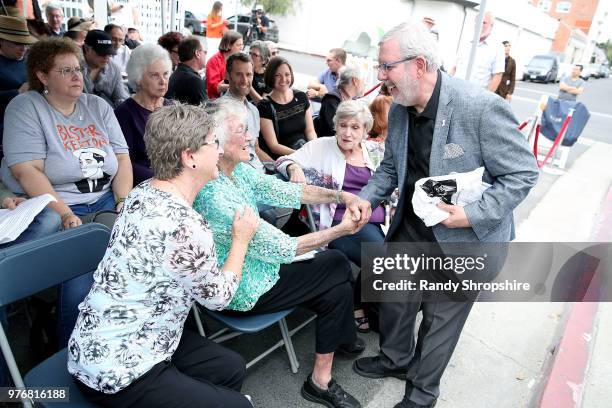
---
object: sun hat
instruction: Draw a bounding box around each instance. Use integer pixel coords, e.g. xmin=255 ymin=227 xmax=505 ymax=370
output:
xmin=0 ymin=15 xmax=38 ymax=44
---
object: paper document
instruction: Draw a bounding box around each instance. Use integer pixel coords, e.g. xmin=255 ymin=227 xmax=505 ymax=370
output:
xmin=292 ymin=250 xmax=317 ymax=262
xmin=0 ymin=194 xmax=56 ymax=244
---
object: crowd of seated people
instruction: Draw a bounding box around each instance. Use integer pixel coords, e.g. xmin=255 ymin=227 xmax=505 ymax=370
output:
xmin=0 ymin=12 xmax=391 ymax=407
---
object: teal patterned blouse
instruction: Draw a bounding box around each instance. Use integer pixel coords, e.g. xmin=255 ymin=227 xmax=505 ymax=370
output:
xmin=193 ymin=163 xmax=303 ymax=311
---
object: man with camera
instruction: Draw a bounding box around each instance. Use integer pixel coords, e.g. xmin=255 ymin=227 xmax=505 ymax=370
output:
xmin=252 ymin=4 xmax=269 ymax=41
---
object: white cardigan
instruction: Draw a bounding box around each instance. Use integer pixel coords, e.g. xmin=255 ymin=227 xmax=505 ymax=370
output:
xmin=276 ymin=137 xmax=384 ymax=230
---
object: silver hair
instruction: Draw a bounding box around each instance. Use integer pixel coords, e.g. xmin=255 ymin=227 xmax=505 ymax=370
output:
xmin=144 ymin=103 xmax=216 ymax=180
xmin=336 ymin=65 xmax=362 ymax=90
xmin=380 ymin=20 xmax=441 ymax=72
xmin=45 ymin=3 xmax=62 ymax=15
xmin=126 ymin=43 xmax=172 ymax=91
xmin=333 ymin=100 xmax=374 ymax=137
xmin=205 ymin=98 xmax=248 ymax=147
xmin=249 ymin=40 xmax=269 ymax=65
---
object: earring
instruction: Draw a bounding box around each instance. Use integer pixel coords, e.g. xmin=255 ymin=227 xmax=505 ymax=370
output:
xmin=192 ymin=164 xmax=196 ymax=169
xmin=43 ymin=87 xmax=49 ymax=95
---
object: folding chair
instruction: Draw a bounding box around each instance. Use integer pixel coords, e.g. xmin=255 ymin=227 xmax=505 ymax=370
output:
xmin=196 ymin=307 xmax=316 ymax=374
xmin=0 ymin=224 xmax=111 ymax=407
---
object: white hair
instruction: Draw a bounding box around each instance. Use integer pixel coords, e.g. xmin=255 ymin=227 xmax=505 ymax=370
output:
xmin=205 ymin=98 xmax=248 ymax=147
xmin=126 ymin=43 xmax=172 ymax=91
xmin=333 ymin=100 xmax=373 ymax=136
xmin=45 ymin=3 xmax=63 ymax=15
xmin=380 ymin=20 xmax=441 ymax=72
xmin=336 ymin=65 xmax=362 ymax=90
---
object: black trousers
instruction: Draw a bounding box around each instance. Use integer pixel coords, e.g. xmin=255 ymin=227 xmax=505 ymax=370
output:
xmin=233 ymin=249 xmax=356 ymax=354
xmin=378 ymin=299 xmax=473 ymax=406
xmin=76 ymin=329 xmax=252 ymax=408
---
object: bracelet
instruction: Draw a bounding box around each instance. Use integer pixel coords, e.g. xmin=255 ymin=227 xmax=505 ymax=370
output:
xmin=60 ymin=211 xmax=73 ymax=222
xmin=335 ymin=190 xmax=342 ymax=204
xmin=115 ymin=197 xmax=126 ymax=206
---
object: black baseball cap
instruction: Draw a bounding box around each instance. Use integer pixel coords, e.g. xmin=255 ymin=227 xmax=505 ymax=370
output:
xmin=85 ymin=30 xmax=115 ymax=55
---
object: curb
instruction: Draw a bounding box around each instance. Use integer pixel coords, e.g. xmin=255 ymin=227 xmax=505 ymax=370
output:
xmin=537 ymin=186 xmax=612 ymax=407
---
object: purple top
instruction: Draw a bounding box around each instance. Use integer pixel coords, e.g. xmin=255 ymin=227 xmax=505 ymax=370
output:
xmin=334 ymin=163 xmax=385 ymax=223
xmin=114 ymin=97 xmax=173 ymax=185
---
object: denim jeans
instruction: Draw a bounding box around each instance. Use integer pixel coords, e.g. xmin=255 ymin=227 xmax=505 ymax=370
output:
xmin=0 ymin=207 xmax=61 ymax=250
xmin=56 ymin=190 xmax=115 ymax=348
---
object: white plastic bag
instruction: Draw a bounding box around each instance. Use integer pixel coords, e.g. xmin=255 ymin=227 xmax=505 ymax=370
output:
xmin=412 ymin=167 xmax=490 ymax=227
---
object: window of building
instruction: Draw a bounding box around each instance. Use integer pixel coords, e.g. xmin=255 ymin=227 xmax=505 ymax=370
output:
xmin=556 ymin=1 xmax=572 ymax=13
xmin=539 ymin=0 xmax=551 ymax=12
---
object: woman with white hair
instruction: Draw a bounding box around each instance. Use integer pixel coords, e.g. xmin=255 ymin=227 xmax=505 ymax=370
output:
xmin=68 ymin=104 xmax=258 ymax=407
xmin=194 ymin=99 xmax=365 ymax=408
xmin=314 ymin=65 xmax=365 ymax=137
xmin=277 ymin=100 xmax=385 ymax=333
xmin=115 ymin=43 xmax=173 ymax=185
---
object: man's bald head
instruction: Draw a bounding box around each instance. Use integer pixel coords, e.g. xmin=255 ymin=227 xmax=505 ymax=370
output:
xmin=480 ymin=12 xmax=494 ymax=42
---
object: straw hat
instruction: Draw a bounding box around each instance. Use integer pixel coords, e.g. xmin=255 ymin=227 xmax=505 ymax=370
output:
xmin=67 ymin=16 xmax=94 ymax=32
xmin=0 ymin=15 xmax=37 ymax=44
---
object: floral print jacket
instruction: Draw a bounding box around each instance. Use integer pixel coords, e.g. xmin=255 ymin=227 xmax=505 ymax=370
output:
xmin=67 ymin=180 xmax=239 ymax=394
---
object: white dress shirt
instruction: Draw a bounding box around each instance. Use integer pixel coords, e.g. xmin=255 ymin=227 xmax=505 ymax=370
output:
xmin=454 ymin=39 xmax=505 ymax=89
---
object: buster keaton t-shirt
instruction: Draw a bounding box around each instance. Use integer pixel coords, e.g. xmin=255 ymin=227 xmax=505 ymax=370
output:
xmin=0 ymin=91 xmax=128 ymax=206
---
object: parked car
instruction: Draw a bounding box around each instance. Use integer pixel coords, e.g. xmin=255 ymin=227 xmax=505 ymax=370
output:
xmin=184 ymin=10 xmax=204 ymax=35
xmin=226 ymin=14 xmax=279 ymax=44
xmin=599 ymin=65 xmax=610 ymax=78
xmin=582 ymin=64 xmax=600 ymax=80
xmin=522 ymin=54 xmax=559 ymax=83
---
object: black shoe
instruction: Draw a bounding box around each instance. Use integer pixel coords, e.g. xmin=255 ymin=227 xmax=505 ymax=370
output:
xmin=393 ymin=396 xmax=437 ymax=408
xmin=352 ymin=356 xmax=407 ymax=380
xmin=301 ymin=374 xmax=361 ymax=408
xmin=336 ymin=337 xmax=366 ymax=355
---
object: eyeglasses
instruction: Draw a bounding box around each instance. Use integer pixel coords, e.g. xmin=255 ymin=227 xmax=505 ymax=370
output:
xmin=374 ymin=56 xmax=418 ymax=73
xmin=54 ymin=66 xmax=86 ymax=77
xmin=203 ymin=138 xmax=220 ymax=148
xmin=170 ymin=48 xmax=179 ymax=55
xmin=234 ymin=125 xmax=249 ymax=137
xmin=249 ymin=52 xmax=261 ymax=59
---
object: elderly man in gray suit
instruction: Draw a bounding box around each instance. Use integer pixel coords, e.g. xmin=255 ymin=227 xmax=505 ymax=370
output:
xmin=348 ymin=21 xmax=539 ymax=408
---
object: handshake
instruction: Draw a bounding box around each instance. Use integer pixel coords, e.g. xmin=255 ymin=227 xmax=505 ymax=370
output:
xmin=338 ymin=193 xmax=372 ymax=235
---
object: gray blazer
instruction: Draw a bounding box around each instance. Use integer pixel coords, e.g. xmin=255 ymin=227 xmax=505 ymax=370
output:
xmin=359 ymin=72 xmax=539 ymax=243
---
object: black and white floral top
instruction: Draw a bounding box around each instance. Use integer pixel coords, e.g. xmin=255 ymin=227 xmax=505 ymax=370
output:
xmin=67 ymin=180 xmax=239 ymax=394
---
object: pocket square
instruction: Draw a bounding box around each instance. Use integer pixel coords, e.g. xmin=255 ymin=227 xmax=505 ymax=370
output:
xmin=443 ymin=143 xmax=465 ymax=159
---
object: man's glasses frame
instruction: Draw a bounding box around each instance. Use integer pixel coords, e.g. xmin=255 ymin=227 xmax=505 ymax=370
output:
xmin=375 ymin=56 xmax=418 ymax=73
